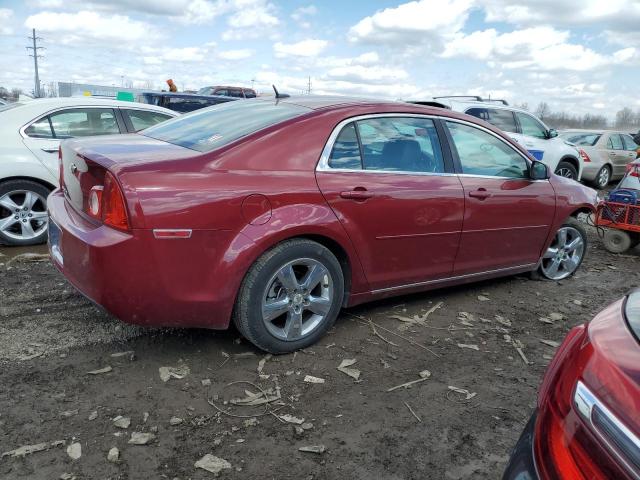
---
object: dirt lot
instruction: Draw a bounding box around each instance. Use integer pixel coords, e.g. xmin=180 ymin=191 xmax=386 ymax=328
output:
xmin=1 ymin=225 xmax=638 ymax=480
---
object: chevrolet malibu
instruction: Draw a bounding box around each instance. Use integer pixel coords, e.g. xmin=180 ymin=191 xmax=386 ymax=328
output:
xmin=48 ymin=97 xmax=597 ymax=353
xmin=503 ymin=290 xmax=640 ymax=479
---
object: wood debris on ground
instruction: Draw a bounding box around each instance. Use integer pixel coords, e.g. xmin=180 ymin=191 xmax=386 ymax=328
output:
xmin=87 ymin=366 xmax=112 ymax=375
xmin=158 ymin=365 xmax=190 ymax=382
xmin=195 ymin=454 xmax=232 ymax=474
xmin=1 ymin=440 xmax=65 ymax=458
xmin=303 ymin=375 xmax=325 ymax=384
xmin=387 ymin=370 xmax=431 ymax=392
xmin=337 ymin=359 xmax=361 ymax=380
xmin=448 ymin=386 xmax=477 ymax=400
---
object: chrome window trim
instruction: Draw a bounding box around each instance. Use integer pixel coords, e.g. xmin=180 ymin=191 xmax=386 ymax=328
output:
xmin=316 ymin=113 xmax=543 ymax=182
xmin=19 ymin=105 xmax=120 ymax=139
xmin=574 ymin=381 xmax=640 ymax=479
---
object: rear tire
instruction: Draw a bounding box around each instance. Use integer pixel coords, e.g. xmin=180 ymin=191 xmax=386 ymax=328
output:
xmin=555 ymin=161 xmax=578 ymax=180
xmin=233 ymin=239 xmax=344 ymax=354
xmin=591 ymin=165 xmax=611 ymax=189
xmin=603 ymin=229 xmax=632 ymax=254
xmin=0 ymin=180 xmax=50 ymax=246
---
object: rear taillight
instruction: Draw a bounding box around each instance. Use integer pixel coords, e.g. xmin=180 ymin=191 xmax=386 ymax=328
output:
xmin=626 ymin=163 xmax=639 ymax=177
xmin=58 ymin=146 xmax=64 ymax=187
xmin=102 ymin=172 xmax=129 ymax=231
xmin=579 ymin=149 xmax=591 ymax=162
xmin=83 ymin=171 xmax=129 ymax=231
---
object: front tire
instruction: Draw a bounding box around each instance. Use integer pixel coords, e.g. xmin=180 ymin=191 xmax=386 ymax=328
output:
xmin=555 ymin=161 xmax=578 ymax=180
xmin=0 ymin=180 xmax=50 ymax=246
xmin=233 ymin=239 xmax=345 ymax=354
xmin=536 ymin=217 xmax=587 ymax=280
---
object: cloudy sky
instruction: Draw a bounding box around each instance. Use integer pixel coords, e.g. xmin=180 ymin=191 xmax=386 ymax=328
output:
xmin=0 ymin=0 xmax=639 ymax=117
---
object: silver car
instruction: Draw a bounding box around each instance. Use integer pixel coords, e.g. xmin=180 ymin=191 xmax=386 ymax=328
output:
xmin=561 ymin=130 xmax=638 ymax=189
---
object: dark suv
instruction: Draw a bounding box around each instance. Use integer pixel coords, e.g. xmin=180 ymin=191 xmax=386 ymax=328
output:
xmin=137 ymin=92 xmax=236 ymax=113
xmin=197 ymin=86 xmax=257 ymax=98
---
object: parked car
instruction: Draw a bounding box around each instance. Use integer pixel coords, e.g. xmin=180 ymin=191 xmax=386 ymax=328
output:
xmin=503 ymin=289 xmax=640 ymax=480
xmin=197 ymin=86 xmax=257 ymax=98
xmin=0 ymin=99 xmax=7 ymax=106
xmin=137 ymin=92 xmax=237 ymax=113
xmin=409 ymin=96 xmax=584 ymax=181
xmin=48 ymin=97 xmax=597 ymax=353
xmin=0 ymin=97 xmax=177 ymax=246
xmin=619 ymin=159 xmax=640 ymax=190
xmin=560 ymin=130 xmax=639 ymax=189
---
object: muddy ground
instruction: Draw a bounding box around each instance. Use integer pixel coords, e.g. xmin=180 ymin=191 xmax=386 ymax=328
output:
xmin=0 ymin=225 xmax=638 ymax=480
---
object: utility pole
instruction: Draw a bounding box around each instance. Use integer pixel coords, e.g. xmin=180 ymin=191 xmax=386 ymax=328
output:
xmin=26 ymin=29 xmax=44 ymax=98
xmin=307 ymin=76 xmax=312 ymax=95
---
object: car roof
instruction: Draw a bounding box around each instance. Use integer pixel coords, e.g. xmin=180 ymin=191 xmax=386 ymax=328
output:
xmin=562 ymin=129 xmax=630 ymax=135
xmin=140 ymin=91 xmax=235 ymax=100
xmin=276 ymin=95 xmax=404 ymax=110
xmin=0 ymin=97 xmax=177 ymax=125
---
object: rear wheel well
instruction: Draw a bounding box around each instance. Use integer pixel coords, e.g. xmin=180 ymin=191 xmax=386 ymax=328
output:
xmin=0 ymin=176 xmax=56 ymax=192
xmin=298 ymin=234 xmax=352 ymax=307
xmin=570 ymin=207 xmax=593 ymax=221
xmin=557 ymin=156 xmax=579 ymax=172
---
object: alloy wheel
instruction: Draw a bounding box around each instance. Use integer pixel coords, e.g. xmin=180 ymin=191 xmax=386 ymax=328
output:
xmin=540 ymin=226 xmax=585 ymax=280
xmin=597 ymin=167 xmax=610 ymax=188
xmin=556 ymin=168 xmax=575 ymax=179
xmin=261 ymin=258 xmax=334 ymax=341
xmin=0 ymin=190 xmax=48 ymax=241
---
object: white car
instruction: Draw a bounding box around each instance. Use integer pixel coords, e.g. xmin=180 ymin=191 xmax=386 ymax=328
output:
xmin=0 ymin=97 xmax=177 ymax=245
xmin=409 ymin=96 xmax=583 ymax=181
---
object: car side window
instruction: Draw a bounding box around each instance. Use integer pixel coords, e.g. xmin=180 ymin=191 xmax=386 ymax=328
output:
xmin=24 ymin=117 xmax=54 ymax=138
xmin=214 ymin=89 xmax=228 ymax=96
xmin=621 ymin=134 xmax=638 ymax=151
xmin=49 ymin=108 xmax=120 ymax=138
xmin=124 ymin=109 xmax=173 ymax=132
xmin=608 ymin=134 xmax=624 ymax=150
xmin=515 ymin=112 xmax=547 ymax=139
xmin=328 ymin=123 xmax=362 ymax=169
xmin=466 ymin=108 xmax=517 ymax=133
xmin=447 ymin=121 xmax=529 ymax=179
xmin=244 ymin=90 xmax=256 ymax=98
xmin=355 ymin=117 xmax=444 ymax=173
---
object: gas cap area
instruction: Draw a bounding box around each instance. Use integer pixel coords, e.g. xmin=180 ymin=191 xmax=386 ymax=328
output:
xmin=241 ymin=194 xmax=272 ymax=225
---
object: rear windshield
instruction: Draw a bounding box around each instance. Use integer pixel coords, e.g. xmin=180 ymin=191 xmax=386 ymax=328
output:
xmin=561 ymin=132 xmax=601 ymax=146
xmin=0 ymin=102 xmax=23 ymax=112
xmin=141 ymin=100 xmax=310 ymax=152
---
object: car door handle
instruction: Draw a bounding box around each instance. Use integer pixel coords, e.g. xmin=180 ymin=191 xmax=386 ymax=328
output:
xmin=468 ymin=189 xmax=491 ymax=200
xmin=41 ymin=148 xmax=59 ymax=153
xmin=340 ymin=190 xmax=373 ymax=200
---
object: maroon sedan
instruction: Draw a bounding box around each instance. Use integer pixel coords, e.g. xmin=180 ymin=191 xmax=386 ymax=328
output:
xmin=48 ymin=96 xmax=596 ymax=353
xmin=503 ymin=290 xmax=640 ymax=479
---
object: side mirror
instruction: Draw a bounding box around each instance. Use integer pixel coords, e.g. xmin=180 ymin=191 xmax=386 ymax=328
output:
xmin=547 ymin=128 xmax=558 ymax=139
xmin=530 ymin=161 xmax=549 ymax=180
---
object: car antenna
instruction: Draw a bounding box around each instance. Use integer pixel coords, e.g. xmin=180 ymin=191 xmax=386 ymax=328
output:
xmin=272 ymin=84 xmax=290 ymax=99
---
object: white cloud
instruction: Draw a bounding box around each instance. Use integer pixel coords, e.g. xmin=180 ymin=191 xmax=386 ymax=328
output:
xmin=326 ymin=65 xmax=409 ymax=85
xmin=274 ymin=39 xmax=328 ymax=57
xmin=349 ymin=0 xmax=474 ymax=45
xmin=291 ymin=4 xmax=317 ymax=27
xmin=222 ymin=0 xmax=280 ymax=39
xmin=25 ymin=11 xmax=157 ymax=45
xmin=0 ymin=8 xmax=13 ymax=35
xmin=218 ymin=49 xmax=253 ymax=60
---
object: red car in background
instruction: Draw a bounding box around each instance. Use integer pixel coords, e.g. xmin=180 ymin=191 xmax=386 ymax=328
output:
xmin=48 ymin=96 xmax=597 ymax=353
xmin=503 ymin=290 xmax=640 ymax=479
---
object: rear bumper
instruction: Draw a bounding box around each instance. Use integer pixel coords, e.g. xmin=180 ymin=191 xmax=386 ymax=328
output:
xmin=47 ymin=189 xmax=243 ymax=329
xmin=581 ymin=162 xmax=604 ymax=182
xmin=502 ymin=410 xmax=539 ymax=480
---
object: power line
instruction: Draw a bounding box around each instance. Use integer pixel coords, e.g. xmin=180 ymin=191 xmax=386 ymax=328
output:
xmin=26 ymin=28 xmax=44 ymax=97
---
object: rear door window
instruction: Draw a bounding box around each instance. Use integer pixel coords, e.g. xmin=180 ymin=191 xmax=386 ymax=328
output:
xmin=49 ymin=108 xmax=120 ymax=138
xmin=214 ymin=89 xmax=229 ymax=96
xmin=608 ymin=134 xmax=624 ymax=150
xmin=466 ymin=108 xmax=517 ymax=133
xmin=515 ymin=112 xmax=547 ymax=139
xmin=124 ymin=109 xmax=174 ymax=132
xmin=447 ymin=121 xmax=528 ymax=178
xmin=24 ymin=117 xmax=54 ymax=138
xmin=356 ymin=117 xmax=444 ymax=173
xmin=328 ymin=123 xmax=361 ymax=169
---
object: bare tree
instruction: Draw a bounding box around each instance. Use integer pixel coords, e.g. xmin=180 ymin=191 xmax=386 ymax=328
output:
xmin=10 ymin=88 xmax=22 ymax=100
xmin=142 ymin=79 xmax=155 ymax=89
xmin=616 ymin=107 xmax=635 ymax=129
xmin=535 ymin=102 xmax=550 ymax=121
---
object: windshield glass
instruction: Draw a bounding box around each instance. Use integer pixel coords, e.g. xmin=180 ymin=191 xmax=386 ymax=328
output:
xmin=561 ymin=132 xmax=601 ymax=146
xmin=197 ymin=87 xmax=213 ymax=95
xmin=142 ymin=99 xmax=311 ymax=152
